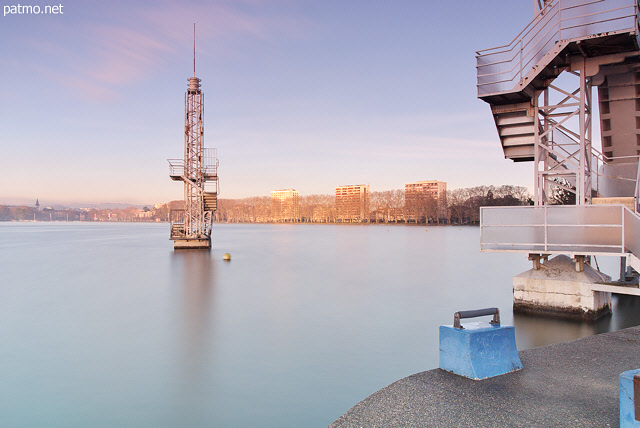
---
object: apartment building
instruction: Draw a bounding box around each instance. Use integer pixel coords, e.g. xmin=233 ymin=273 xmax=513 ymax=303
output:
xmin=404 ymin=180 xmax=447 ymax=221
xmin=335 ymin=184 xmax=369 ymax=223
xmin=270 ymin=189 xmax=300 ymax=222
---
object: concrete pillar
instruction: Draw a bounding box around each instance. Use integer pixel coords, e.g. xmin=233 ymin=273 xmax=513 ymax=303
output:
xmin=513 ymin=255 xmax=611 ymax=320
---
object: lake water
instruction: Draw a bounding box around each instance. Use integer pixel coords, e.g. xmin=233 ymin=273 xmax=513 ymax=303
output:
xmin=1 ymin=222 xmax=639 ymax=427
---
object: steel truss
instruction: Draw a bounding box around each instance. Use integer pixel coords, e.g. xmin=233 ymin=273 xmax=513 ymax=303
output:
xmin=168 ymin=76 xmax=218 ymax=246
xmin=534 ymin=61 xmax=592 ymax=206
xmin=184 ymin=78 xmax=208 ymax=238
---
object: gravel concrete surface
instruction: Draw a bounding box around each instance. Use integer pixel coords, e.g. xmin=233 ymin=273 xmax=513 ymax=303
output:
xmin=330 ymin=326 xmax=640 ymax=427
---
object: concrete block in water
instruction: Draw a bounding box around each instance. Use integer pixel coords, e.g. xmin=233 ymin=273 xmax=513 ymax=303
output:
xmin=173 ymin=238 xmax=211 ymax=250
xmin=513 ymin=255 xmax=611 ymax=320
xmin=620 ymin=369 xmax=640 ymax=427
xmin=439 ymin=322 xmax=522 ymax=380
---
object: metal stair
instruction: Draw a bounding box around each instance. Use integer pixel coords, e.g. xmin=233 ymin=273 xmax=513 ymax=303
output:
xmin=628 ymin=253 xmax=640 ymax=273
xmin=476 ymin=0 xmax=640 ymax=301
xmin=203 ymin=192 xmax=217 ymax=212
xmin=170 ymin=222 xmax=185 ymax=239
xmin=491 ymin=102 xmax=536 ymax=161
xmin=477 ymin=0 xmax=640 ymax=162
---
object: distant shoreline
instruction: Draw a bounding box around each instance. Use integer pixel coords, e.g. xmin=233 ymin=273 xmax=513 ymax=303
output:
xmin=1 ymin=219 xmax=480 ymax=226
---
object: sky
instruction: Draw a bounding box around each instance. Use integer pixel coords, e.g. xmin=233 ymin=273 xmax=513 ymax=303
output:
xmin=0 ymin=0 xmax=540 ymax=207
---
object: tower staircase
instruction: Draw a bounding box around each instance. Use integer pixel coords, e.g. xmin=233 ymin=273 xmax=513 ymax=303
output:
xmin=477 ymin=0 xmax=640 ymax=296
xmin=477 ymin=0 xmax=640 ymax=162
xmin=167 ymin=68 xmax=219 ymax=249
xmin=490 ymin=102 xmax=536 ymax=162
xmin=203 ymin=192 xmax=217 ymax=212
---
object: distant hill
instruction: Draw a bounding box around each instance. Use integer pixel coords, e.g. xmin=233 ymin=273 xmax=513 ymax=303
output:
xmin=0 ymin=199 xmax=152 ymax=210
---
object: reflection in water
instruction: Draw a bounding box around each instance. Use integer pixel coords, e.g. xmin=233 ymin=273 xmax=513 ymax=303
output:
xmin=3 ymin=223 xmax=640 ymax=427
xmin=171 ymin=250 xmax=216 ymax=399
xmin=514 ymin=295 xmax=640 ymax=349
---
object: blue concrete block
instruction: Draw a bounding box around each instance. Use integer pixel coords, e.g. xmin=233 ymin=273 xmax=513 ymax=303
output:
xmin=439 ymin=322 xmax=523 ymax=380
xmin=620 ymin=369 xmax=640 ymax=427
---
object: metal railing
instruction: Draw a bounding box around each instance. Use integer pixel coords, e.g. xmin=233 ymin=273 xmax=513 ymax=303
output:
xmin=477 ymin=0 xmax=639 ymax=96
xmin=169 ymin=209 xmax=186 ymax=239
xmin=168 ymin=159 xmax=184 ymax=177
xmin=635 ymin=158 xmax=640 ymax=212
xmin=590 ymin=148 xmax=639 ymax=198
xmin=625 ymin=207 xmax=640 ymax=255
xmin=480 ymin=204 xmax=640 ymax=256
xmin=168 ymin=148 xmax=218 ymax=180
xmin=203 ymin=148 xmax=219 ymax=179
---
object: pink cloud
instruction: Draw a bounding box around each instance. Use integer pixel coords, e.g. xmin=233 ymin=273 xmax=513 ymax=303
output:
xmin=84 ymin=24 xmax=173 ymax=86
xmin=28 ymin=1 xmax=311 ymax=102
xmin=37 ymin=65 xmax=118 ymax=103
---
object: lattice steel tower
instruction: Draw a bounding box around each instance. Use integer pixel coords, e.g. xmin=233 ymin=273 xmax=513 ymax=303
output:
xmin=168 ymin=27 xmax=218 ymax=249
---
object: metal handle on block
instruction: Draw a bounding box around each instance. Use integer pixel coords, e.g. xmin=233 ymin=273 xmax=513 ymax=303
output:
xmin=453 ymin=307 xmax=500 ymax=329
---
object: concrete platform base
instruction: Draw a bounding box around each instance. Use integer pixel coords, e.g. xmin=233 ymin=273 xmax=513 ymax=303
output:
xmin=513 ymin=255 xmax=611 ymax=321
xmin=173 ymin=237 xmax=211 ymax=250
xmin=330 ymin=326 xmax=640 ymax=427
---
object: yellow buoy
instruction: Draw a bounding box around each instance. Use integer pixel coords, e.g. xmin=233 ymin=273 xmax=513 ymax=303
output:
xmin=223 ymin=253 xmax=231 ymax=261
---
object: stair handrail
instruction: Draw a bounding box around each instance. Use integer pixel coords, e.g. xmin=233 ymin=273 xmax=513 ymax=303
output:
xmin=635 ymin=157 xmax=640 ymax=212
xmin=203 ymin=148 xmax=218 ymax=177
xmin=477 ymin=0 xmax=559 ymax=93
xmin=623 ymin=206 xmax=640 ymax=259
xmin=590 ymin=150 xmax=640 ymax=197
xmin=477 ymin=0 xmax=639 ymax=96
xmin=476 ymin=0 xmax=556 ymax=56
xmin=168 ymin=159 xmax=185 ymax=176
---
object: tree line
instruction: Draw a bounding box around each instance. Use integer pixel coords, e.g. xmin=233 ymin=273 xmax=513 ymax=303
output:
xmin=0 ymin=202 xmax=179 ymax=222
xmin=214 ymin=185 xmax=532 ymax=224
xmin=1 ymin=185 xmax=531 ymax=224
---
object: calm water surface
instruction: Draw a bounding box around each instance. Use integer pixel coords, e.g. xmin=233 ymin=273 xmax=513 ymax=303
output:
xmin=1 ymin=222 xmax=639 ymax=427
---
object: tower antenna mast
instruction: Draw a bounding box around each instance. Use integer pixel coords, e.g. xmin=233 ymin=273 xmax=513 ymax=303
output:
xmin=193 ymin=23 xmax=196 ymax=77
xmin=167 ymin=24 xmax=219 ymax=249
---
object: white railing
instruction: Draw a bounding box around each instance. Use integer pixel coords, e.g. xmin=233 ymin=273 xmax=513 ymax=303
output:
xmin=590 ymin=148 xmax=639 ymax=198
xmin=480 ymin=204 xmax=640 ymax=256
xmin=635 ymin=158 xmax=640 ymax=212
xmin=168 ymin=159 xmax=184 ymax=177
xmin=625 ymin=207 xmax=640 ymax=255
xmin=168 ymin=148 xmax=218 ymax=180
xmin=477 ymin=0 xmax=639 ymax=96
xmin=169 ymin=209 xmax=186 ymax=239
xmin=203 ymin=148 xmax=219 ymax=179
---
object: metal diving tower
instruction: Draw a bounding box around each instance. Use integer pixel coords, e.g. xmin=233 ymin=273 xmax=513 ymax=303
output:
xmin=476 ymin=0 xmax=640 ymax=317
xmin=168 ymin=33 xmax=218 ymax=250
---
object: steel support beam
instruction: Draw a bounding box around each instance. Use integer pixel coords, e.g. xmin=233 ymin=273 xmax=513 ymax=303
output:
xmin=533 ymin=67 xmax=592 ymax=206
